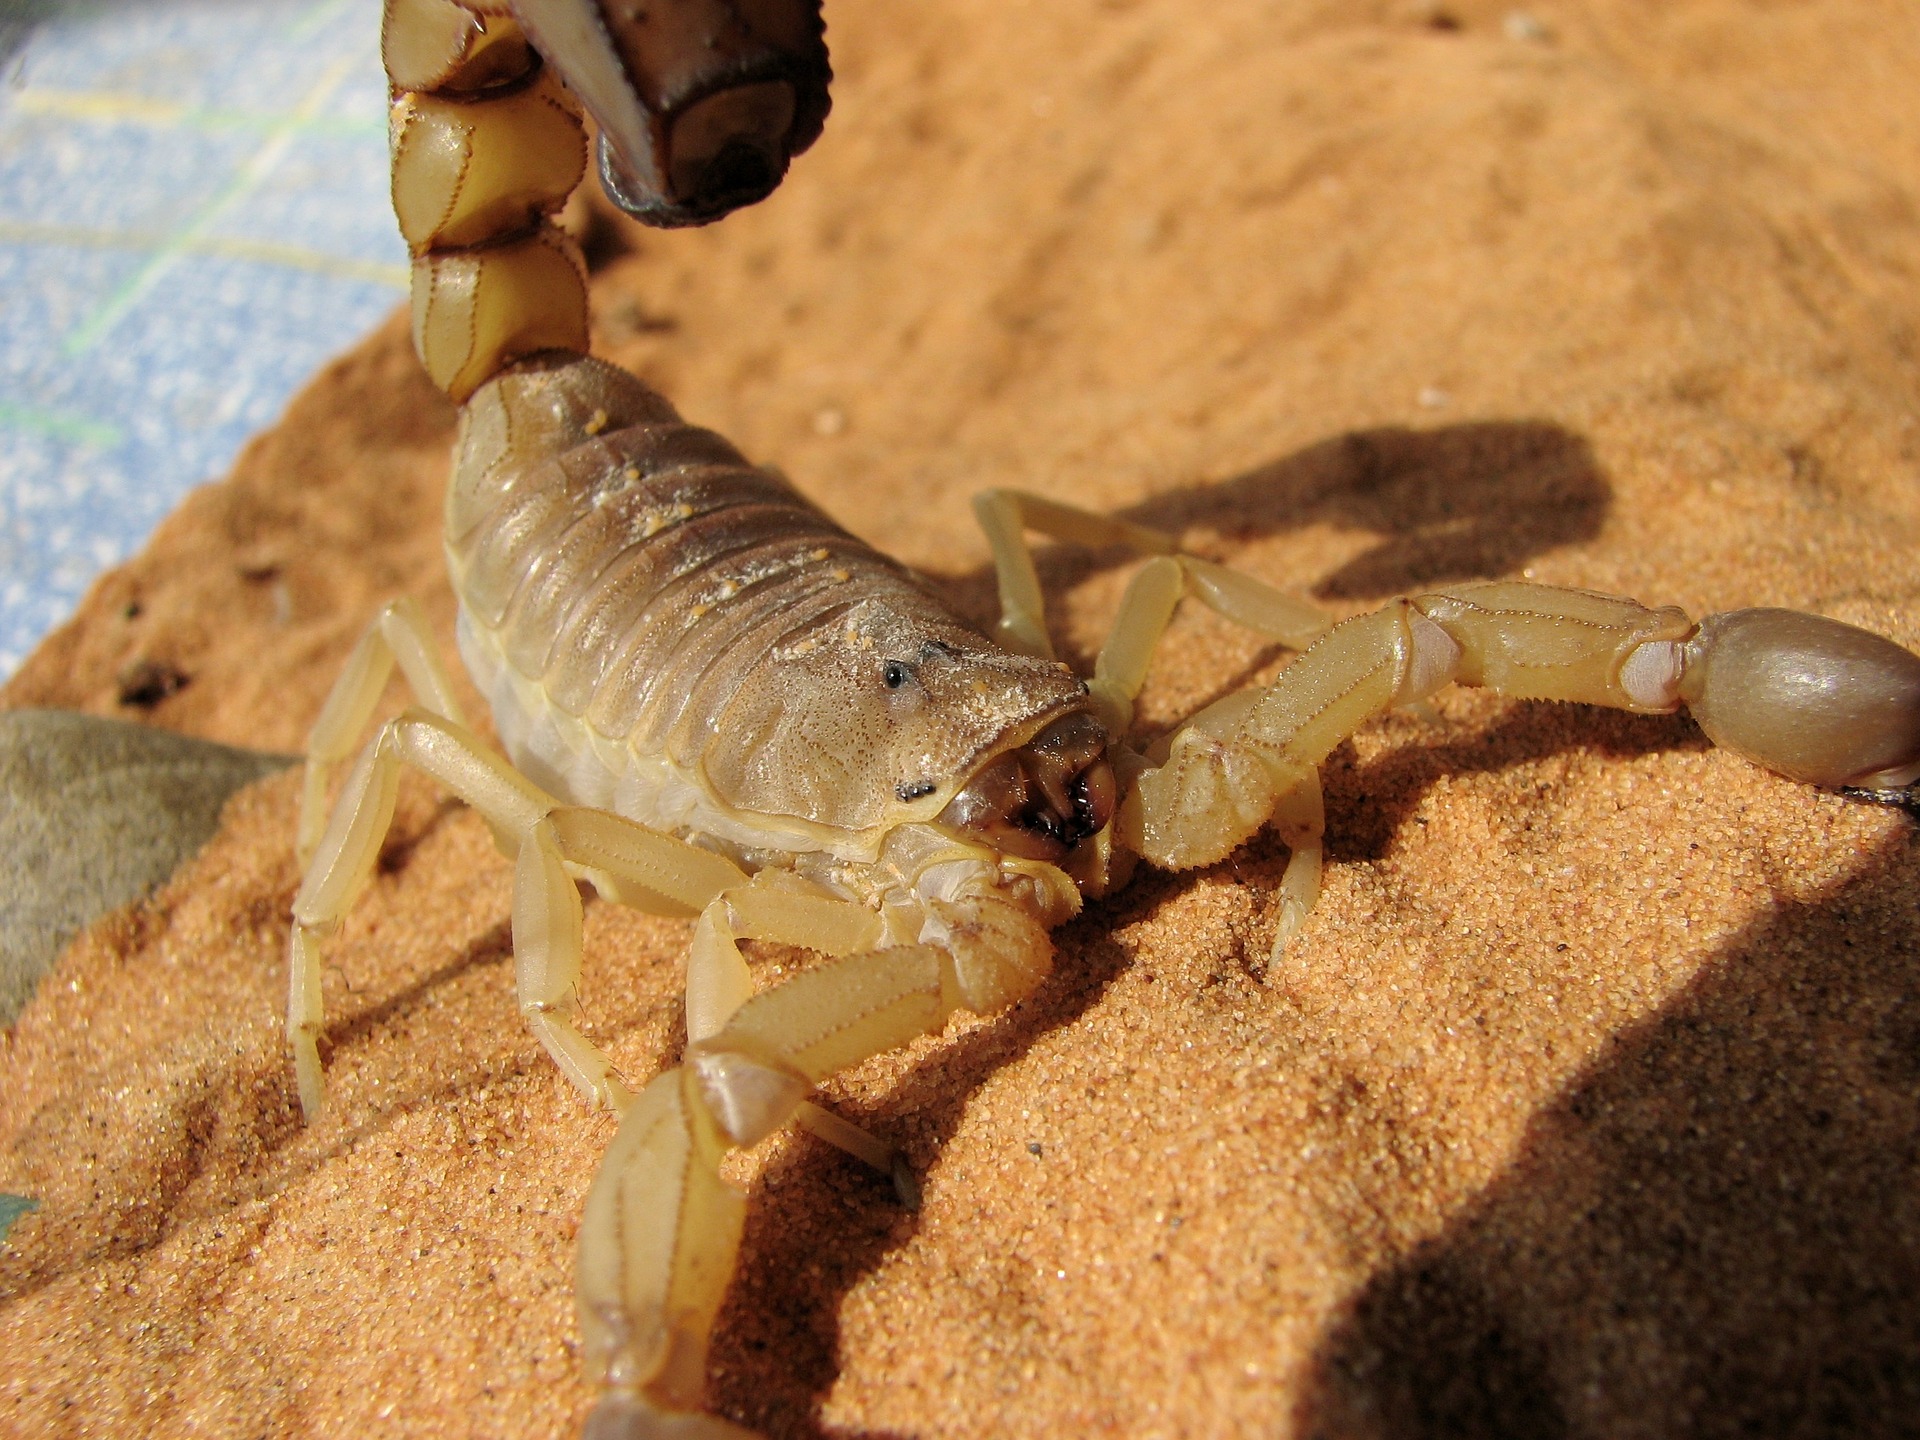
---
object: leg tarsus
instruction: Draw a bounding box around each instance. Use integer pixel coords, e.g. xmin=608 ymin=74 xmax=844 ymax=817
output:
xmin=288 ymin=926 xmax=327 ymax=1120
xmin=793 ymin=1100 xmax=921 ymax=1210
xmin=1268 ymin=770 xmax=1324 ymax=961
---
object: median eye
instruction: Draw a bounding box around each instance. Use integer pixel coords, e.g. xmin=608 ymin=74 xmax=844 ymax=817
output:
xmin=883 ymin=660 xmax=911 ymax=689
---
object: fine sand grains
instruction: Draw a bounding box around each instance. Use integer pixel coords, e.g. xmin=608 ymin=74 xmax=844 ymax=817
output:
xmin=5 ymin=3 xmax=1920 ymax=1436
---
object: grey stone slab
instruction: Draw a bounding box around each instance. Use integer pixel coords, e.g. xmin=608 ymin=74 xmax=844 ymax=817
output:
xmin=0 ymin=710 xmax=294 ymax=1025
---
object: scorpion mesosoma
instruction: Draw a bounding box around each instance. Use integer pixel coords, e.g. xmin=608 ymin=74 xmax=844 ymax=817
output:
xmin=288 ymin=2 xmax=1920 ymax=1436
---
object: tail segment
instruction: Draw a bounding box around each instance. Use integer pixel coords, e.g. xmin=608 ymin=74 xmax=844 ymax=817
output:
xmin=383 ymin=0 xmax=592 ymax=401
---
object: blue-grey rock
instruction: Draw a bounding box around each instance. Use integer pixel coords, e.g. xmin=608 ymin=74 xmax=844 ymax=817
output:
xmin=0 ymin=710 xmax=294 ymax=1025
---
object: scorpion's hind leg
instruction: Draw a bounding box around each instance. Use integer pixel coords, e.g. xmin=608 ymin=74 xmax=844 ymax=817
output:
xmin=290 ymin=707 xmax=552 ymax=1119
xmin=290 ymin=594 xmax=486 ymax=1117
xmin=296 ymin=596 xmax=468 ymax=865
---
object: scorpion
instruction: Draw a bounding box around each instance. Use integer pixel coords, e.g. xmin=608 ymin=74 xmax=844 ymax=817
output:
xmin=288 ymin=2 xmax=1920 ymax=1435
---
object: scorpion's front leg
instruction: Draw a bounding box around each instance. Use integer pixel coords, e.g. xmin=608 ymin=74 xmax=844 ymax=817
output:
xmin=576 ymin=885 xmax=1054 ymax=1437
xmin=1121 ymin=582 xmax=1920 ymax=946
xmin=974 ymin=488 xmax=1334 ymax=921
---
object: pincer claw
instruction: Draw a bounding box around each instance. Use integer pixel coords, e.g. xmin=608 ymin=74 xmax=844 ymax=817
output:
xmin=1676 ymin=607 xmax=1920 ymax=789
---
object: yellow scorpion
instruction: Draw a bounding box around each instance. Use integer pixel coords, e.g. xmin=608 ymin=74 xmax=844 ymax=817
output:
xmin=289 ymin=3 xmax=1920 ymax=1435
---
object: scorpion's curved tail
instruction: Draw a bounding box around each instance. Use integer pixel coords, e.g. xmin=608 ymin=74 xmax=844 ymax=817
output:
xmin=386 ymin=0 xmax=589 ymax=405
xmin=385 ymin=0 xmax=829 ymax=406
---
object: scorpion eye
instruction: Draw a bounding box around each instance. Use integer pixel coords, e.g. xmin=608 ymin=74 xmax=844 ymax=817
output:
xmin=883 ymin=660 xmax=911 ymax=689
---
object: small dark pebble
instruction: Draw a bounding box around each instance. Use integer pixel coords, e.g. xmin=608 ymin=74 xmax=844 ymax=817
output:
xmin=116 ymin=658 xmax=191 ymax=708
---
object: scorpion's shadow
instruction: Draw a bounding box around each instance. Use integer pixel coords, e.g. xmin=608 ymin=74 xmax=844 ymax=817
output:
xmin=1293 ymin=827 xmax=1920 ymax=1438
xmin=936 ymin=416 xmax=1613 ymax=628
xmin=711 ymin=419 xmax=1621 ymax=1436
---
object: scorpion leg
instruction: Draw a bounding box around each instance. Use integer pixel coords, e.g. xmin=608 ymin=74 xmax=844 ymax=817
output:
xmin=291 ymin=713 xmax=762 ymax=1120
xmin=973 ymin=491 xmax=1334 ymax=934
xmin=971 ymin=486 xmax=1328 ymax=690
xmin=579 ymin=944 xmax=960 ymax=1436
xmin=513 ymin=806 xmax=753 ymax=1113
xmin=972 ymin=488 xmax=1178 ymax=658
xmin=1080 ymin=552 xmax=1332 ymax=950
xmin=291 ymin=708 xmax=549 ymax=1118
xmin=297 ymin=596 xmax=467 ymax=864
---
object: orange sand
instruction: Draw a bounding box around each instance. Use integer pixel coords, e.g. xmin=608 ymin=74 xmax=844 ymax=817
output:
xmin=5 ymin=2 xmax=1920 ymax=1435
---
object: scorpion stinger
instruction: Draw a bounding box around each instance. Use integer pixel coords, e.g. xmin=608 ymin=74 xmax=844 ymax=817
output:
xmin=508 ymin=0 xmax=831 ymax=228
xmin=291 ymin=3 xmax=1920 ymax=1435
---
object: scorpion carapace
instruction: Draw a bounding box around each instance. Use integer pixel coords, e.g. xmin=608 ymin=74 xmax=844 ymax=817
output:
xmin=288 ymin=3 xmax=1920 ymax=1436
xmin=447 ymin=354 xmax=1093 ymax=842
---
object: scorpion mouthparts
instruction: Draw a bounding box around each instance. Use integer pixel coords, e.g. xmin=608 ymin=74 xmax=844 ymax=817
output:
xmin=937 ymin=711 xmax=1115 ymax=863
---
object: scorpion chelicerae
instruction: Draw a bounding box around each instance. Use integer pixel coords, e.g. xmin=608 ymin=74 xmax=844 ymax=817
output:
xmin=288 ymin=3 xmax=1920 ymax=1436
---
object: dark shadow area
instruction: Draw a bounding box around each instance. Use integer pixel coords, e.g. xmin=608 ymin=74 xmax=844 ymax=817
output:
xmin=1124 ymin=420 xmax=1610 ymax=601
xmin=1298 ymin=828 xmax=1920 ymax=1439
xmin=923 ymin=418 xmax=1611 ymax=675
xmin=1324 ymin=703 xmax=1710 ymax=866
xmin=318 ymin=914 xmax=515 ymax=1063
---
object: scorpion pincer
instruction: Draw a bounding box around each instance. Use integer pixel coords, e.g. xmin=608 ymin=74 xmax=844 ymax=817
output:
xmin=288 ymin=2 xmax=1920 ymax=1435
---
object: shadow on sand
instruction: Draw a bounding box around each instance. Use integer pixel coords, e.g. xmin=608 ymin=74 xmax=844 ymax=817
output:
xmin=1295 ymin=828 xmax=1920 ymax=1439
xmin=930 ymin=417 xmax=1613 ymax=638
